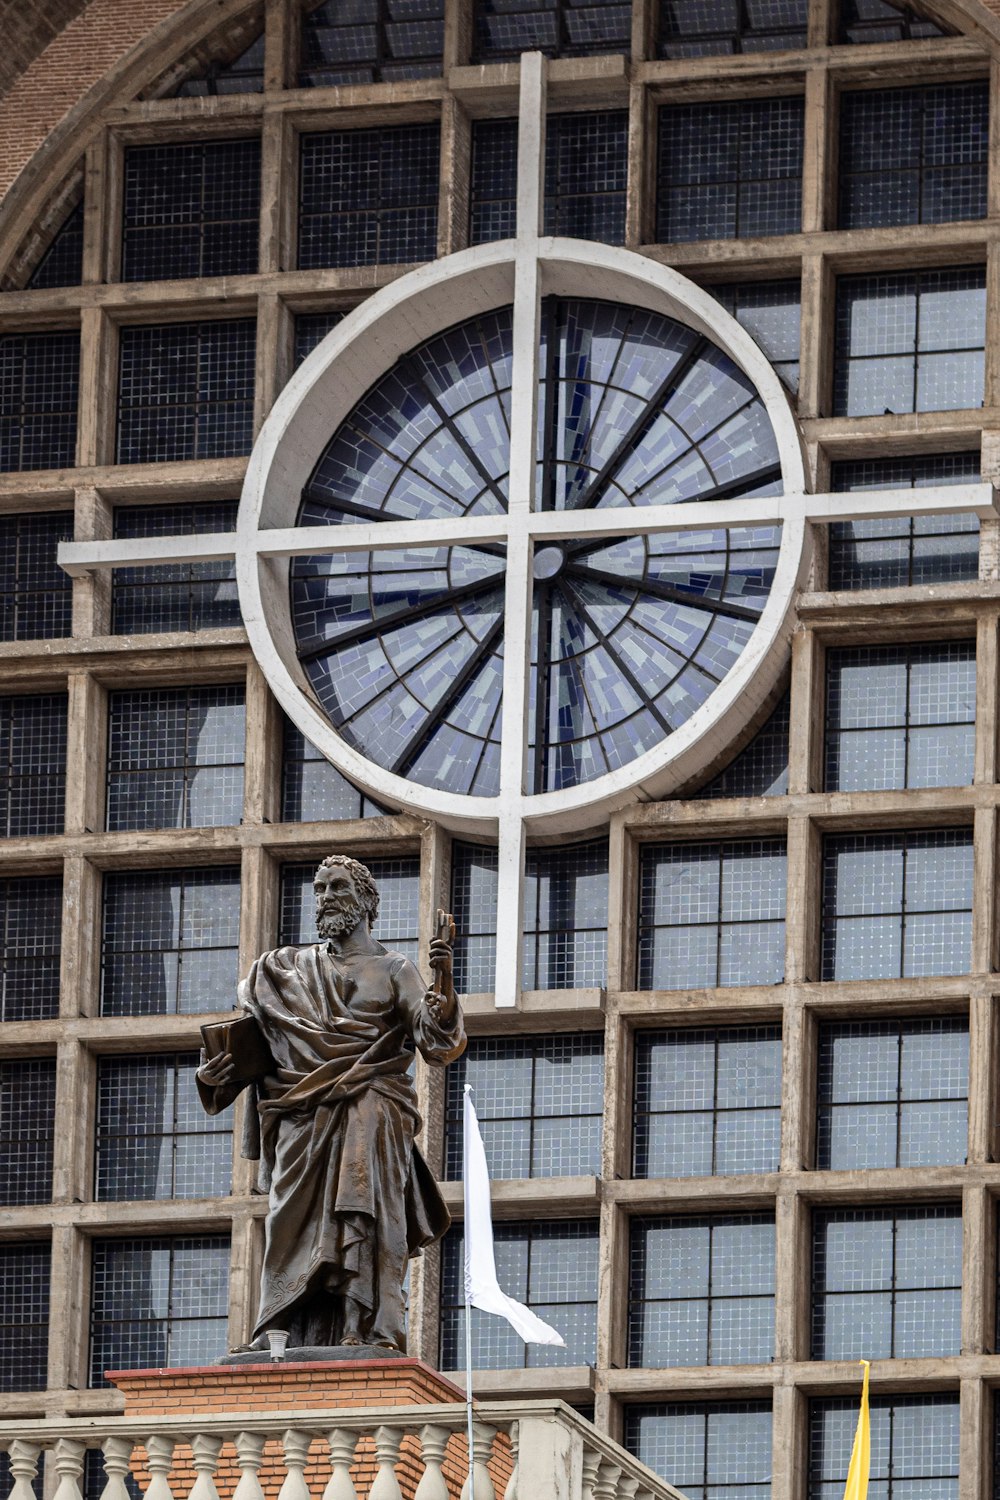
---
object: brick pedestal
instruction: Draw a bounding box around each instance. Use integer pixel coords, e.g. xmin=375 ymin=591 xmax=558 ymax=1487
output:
xmin=107 ymin=1360 xmax=509 ymax=1500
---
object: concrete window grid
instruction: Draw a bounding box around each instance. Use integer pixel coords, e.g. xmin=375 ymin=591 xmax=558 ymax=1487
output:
xmin=3 ymin=8 xmax=1000 ymax=1500
xmin=110 ymin=498 xmax=240 ymax=636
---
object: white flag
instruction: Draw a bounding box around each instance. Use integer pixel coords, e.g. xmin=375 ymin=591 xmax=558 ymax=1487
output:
xmin=462 ymin=1084 xmax=566 ymax=1346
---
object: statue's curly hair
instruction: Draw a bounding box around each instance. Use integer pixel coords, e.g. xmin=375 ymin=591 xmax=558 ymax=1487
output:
xmin=315 ymin=853 xmax=380 ymax=929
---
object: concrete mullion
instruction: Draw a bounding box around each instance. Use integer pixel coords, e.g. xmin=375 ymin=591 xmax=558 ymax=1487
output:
xmin=780 ymin=995 xmax=812 ymax=1173
xmin=601 ymin=1001 xmax=629 ymax=1183
xmin=971 ymin=805 xmax=996 ymax=977
xmin=626 ymin=83 xmax=654 ymax=250
xmin=962 ymin=1183 xmax=992 ymax=1357
xmin=58 ymin=856 xmax=103 ymax=1022
xmin=259 ymin=110 xmax=295 ymax=278
xmin=264 ymin=0 xmax=297 ymax=92
xmin=784 ymin=814 xmax=820 ymax=986
xmin=959 ymin=1377 xmax=990 ymax=1500
xmin=985 ymin=241 xmax=1000 ymax=412
xmin=253 ymin=291 xmax=293 ymax=434
xmin=978 ymin=434 xmax=1000 ymax=585
xmin=443 ymin=0 xmax=472 ymax=70
xmin=81 ymin=135 xmax=110 ymax=287
xmin=801 ymin=67 xmax=832 ymax=236
xmin=71 ymin=487 xmax=113 ymax=639
xmin=227 ymin=1206 xmax=259 ymax=1352
xmin=64 ymin=671 xmax=107 ymax=837
xmin=243 ymin=661 xmax=281 ymax=827
xmin=774 ymin=1184 xmax=809 ymax=1364
xmin=238 ymin=843 xmax=277 ymax=981
xmin=988 ymin=60 xmax=1000 ymax=221
xmin=606 ymin=812 xmax=631 ymax=994
xmin=594 ymin=1391 xmax=619 ymax=1444
xmin=807 ymin=0 xmax=834 ymax=48
xmin=439 ymin=96 xmax=471 ymax=256
xmin=46 ymin=1226 xmax=88 ymax=1394
xmin=75 ymin=307 xmax=117 ymax=469
xmin=630 ymin=0 xmax=657 ymax=69
xmin=787 ymin=628 xmax=823 ymax=796
xmin=770 ymin=1383 xmax=806 ymax=1500
xmin=595 ymin=1196 xmax=629 ymax=1373
xmin=797 ymin=251 xmax=831 ymax=422
xmin=51 ymin=1039 xmax=95 ymax=1206
xmin=968 ymin=990 xmax=997 ymax=1166
xmin=974 ymin=613 xmax=999 ymax=784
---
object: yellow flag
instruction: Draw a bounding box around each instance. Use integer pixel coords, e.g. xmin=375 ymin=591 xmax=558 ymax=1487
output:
xmin=842 ymin=1360 xmax=871 ymax=1500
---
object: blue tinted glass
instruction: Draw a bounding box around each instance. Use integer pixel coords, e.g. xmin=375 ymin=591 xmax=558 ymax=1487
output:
xmin=292 ymin=298 xmax=783 ymax=797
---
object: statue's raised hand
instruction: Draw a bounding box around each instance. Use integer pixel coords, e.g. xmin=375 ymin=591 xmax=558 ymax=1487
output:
xmin=424 ymin=933 xmax=456 ymax=1025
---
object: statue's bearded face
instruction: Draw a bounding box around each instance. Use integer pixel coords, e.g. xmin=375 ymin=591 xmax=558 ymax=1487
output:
xmin=314 ymin=867 xmax=367 ymax=939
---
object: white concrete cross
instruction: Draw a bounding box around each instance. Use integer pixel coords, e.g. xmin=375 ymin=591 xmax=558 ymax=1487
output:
xmin=59 ymin=53 xmax=997 ymax=1007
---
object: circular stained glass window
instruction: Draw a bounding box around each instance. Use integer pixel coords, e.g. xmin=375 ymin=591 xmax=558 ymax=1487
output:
xmin=290 ymin=298 xmax=784 ymax=799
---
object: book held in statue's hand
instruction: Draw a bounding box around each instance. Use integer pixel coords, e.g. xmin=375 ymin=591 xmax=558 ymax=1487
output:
xmin=200 ymin=1014 xmax=274 ymax=1082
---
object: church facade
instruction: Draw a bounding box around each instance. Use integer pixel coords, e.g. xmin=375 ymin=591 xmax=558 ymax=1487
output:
xmin=1 ymin=2 xmax=1000 ymax=1499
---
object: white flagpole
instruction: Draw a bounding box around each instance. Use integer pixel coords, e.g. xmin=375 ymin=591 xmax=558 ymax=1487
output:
xmin=465 ymin=1283 xmax=475 ymax=1500
xmin=463 ymin=1091 xmax=476 ymax=1500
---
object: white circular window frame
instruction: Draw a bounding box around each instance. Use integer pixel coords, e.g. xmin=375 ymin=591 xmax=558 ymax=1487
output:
xmin=239 ymin=234 xmax=809 ymax=837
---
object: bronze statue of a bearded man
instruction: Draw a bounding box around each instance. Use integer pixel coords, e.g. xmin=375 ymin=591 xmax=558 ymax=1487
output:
xmin=196 ymin=854 xmax=466 ymax=1354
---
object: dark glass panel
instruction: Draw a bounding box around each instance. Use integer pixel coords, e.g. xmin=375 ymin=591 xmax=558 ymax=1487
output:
xmin=0 ymin=1244 xmax=49 ymax=1392
xmin=638 ymin=839 xmax=786 ymax=990
xmin=821 ymin=829 xmax=972 ymax=981
xmin=89 ymin=1235 xmax=230 ymax=1385
xmin=106 ymin=684 xmax=245 ymax=830
xmin=122 ymin=140 xmax=261 ymax=281
xmin=0 ymin=332 xmax=80 ymax=472
xmin=101 ymin=867 xmax=241 ymax=1016
xmin=117 ymin=320 xmax=256 ymax=463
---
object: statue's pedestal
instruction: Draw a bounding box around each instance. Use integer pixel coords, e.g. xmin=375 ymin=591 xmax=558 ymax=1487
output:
xmin=107 ymin=1358 xmax=503 ymax=1500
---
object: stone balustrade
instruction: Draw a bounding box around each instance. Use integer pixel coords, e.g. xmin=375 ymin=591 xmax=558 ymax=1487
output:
xmin=0 ymin=1402 xmax=684 ymax=1500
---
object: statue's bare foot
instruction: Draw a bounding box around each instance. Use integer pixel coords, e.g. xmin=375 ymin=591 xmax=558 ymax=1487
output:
xmin=230 ymin=1333 xmax=270 ymax=1354
xmin=340 ymin=1332 xmax=364 ymax=1346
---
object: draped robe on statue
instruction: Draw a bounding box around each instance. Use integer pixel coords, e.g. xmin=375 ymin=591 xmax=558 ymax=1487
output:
xmin=198 ymin=940 xmax=466 ymax=1350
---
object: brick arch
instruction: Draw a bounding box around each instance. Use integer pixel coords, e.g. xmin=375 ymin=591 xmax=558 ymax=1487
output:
xmin=0 ymin=0 xmax=258 ymax=276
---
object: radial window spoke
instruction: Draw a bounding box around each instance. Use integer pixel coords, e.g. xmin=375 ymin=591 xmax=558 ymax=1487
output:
xmin=291 ymin=294 xmax=786 ymax=797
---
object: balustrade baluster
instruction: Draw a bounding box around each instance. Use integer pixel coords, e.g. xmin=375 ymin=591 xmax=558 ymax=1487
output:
xmin=617 ymin=1475 xmax=639 ymax=1500
xmin=581 ymin=1450 xmax=601 ymax=1500
xmin=323 ymin=1429 xmax=359 ymax=1500
xmin=8 ymin=1439 xmax=41 ymax=1500
xmin=278 ymin=1430 xmax=313 ymax=1500
xmin=592 ymin=1457 xmax=622 ymax=1500
xmin=502 ymin=1423 xmax=518 ymax=1500
xmin=369 ymin=1426 xmax=403 ymax=1500
xmin=188 ymin=1434 xmax=223 ymax=1500
xmin=233 ymin=1433 xmax=266 ymax=1500
xmin=460 ymin=1424 xmax=496 ymax=1500
xmin=52 ymin=1439 xmax=86 ymax=1500
xmin=414 ymin=1425 xmax=450 ymax=1500
xmin=144 ymin=1435 xmax=176 ymax=1500
xmin=99 ymin=1436 xmax=136 ymax=1500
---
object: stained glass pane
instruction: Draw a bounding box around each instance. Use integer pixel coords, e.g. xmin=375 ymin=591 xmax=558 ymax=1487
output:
xmin=291 ymin=297 xmax=784 ymax=798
